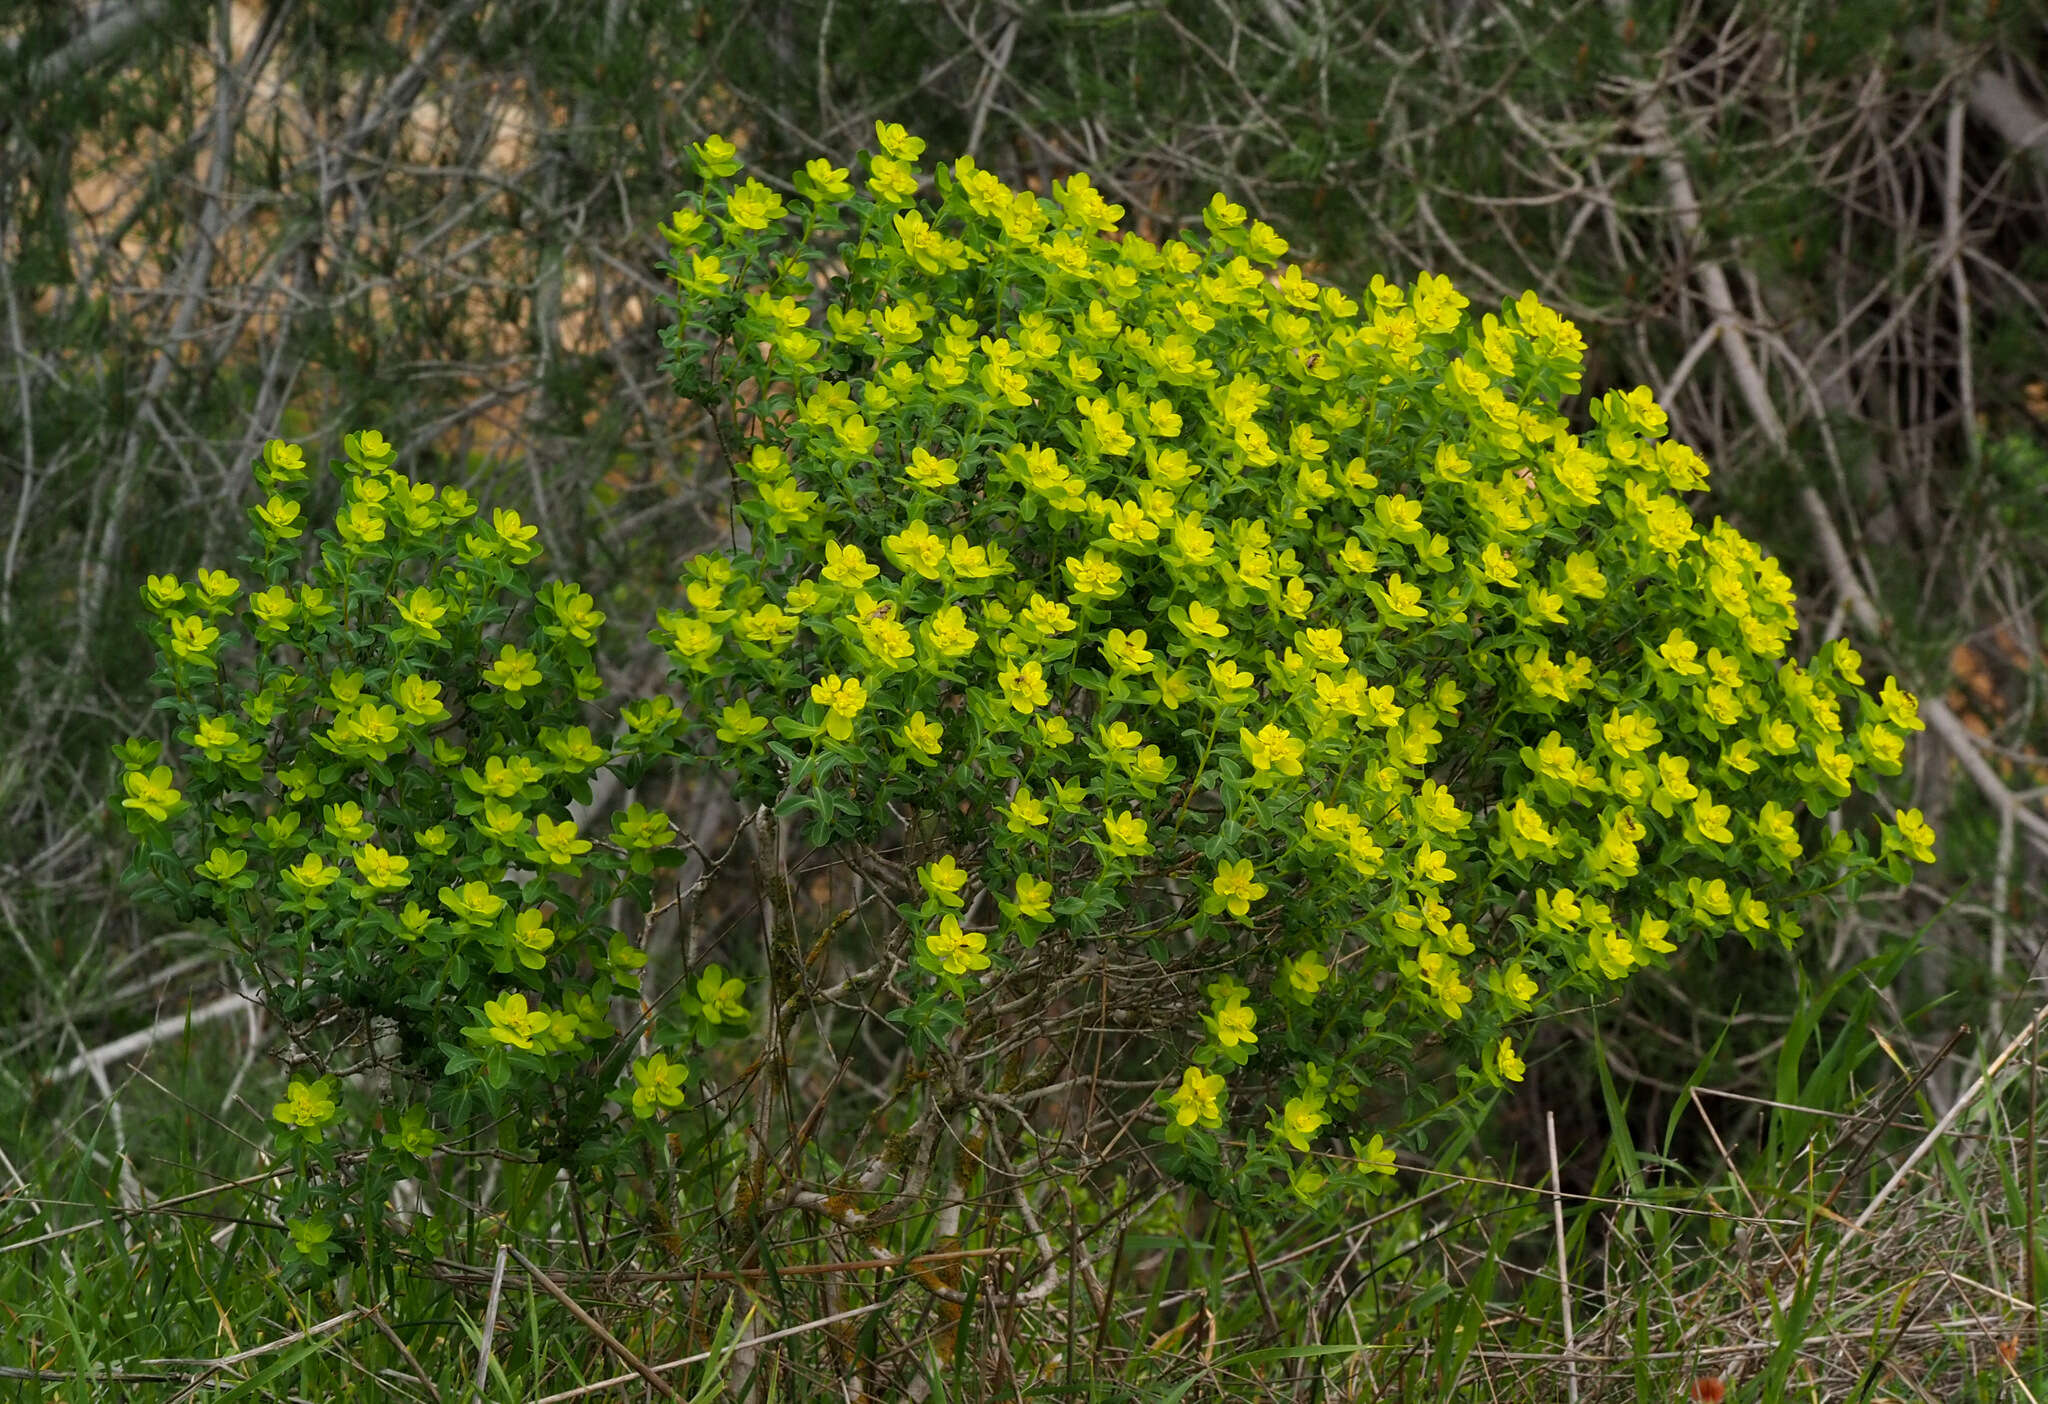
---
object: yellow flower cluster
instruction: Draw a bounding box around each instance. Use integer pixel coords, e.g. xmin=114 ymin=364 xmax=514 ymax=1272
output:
xmin=653 ymin=126 xmax=1934 ymax=1200
xmin=122 ymin=424 xmax=715 ymax=1183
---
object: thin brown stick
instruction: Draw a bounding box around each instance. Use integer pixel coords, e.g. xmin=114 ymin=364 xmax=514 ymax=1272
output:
xmin=506 ymin=1246 xmax=681 ymax=1400
xmin=368 ymin=1306 xmax=444 ymax=1404
xmin=1546 ymin=1111 xmax=1578 ymax=1404
xmin=527 ymin=1301 xmax=897 ymax=1404
xmin=473 ymin=1243 xmax=509 ymax=1397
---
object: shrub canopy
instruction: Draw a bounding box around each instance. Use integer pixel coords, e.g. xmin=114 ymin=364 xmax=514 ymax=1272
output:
xmin=114 ymin=124 xmax=1935 ymax=1230
xmin=650 ymin=126 xmax=1932 ymax=1197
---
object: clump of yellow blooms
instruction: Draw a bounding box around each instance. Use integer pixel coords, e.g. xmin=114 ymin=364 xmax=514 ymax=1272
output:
xmin=118 ymin=427 xmax=733 ymax=1266
xmin=650 ymin=123 xmax=1936 ymax=1204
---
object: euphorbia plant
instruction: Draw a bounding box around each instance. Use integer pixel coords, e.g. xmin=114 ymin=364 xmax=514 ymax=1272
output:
xmin=117 ymin=122 xmax=1939 ymax=1248
xmin=117 ymin=430 xmax=717 ymax=1271
xmin=643 ymin=124 xmax=1933 ymax=1203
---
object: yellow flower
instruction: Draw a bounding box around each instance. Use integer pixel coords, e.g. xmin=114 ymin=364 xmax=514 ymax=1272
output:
xmin=737 ymin=603 xmax=798 ymax=649
xmin=1413 ymin=844 xmax=1455 ymax=885
xmin=1733 ymin=893 xmax=1770 ymax=932
xmin=1282 ymin=951 xmax=1330 ymax=1000
xmin=997 ymin=659 xmax=1052 ymax=713
xmin=192 ymin=567 xmax=240 ymax=608
xmin=1476 ymin=542 xmax=1518 ymax=586
xmin=1690 ymin=792 xmax=1734 ymax=845
xmin=121 ymin=765 xmax=183 ymax=822
xmin=1007 ymin=788 xmax=1051 ymax=833
xmin=1354 ymin=1132 xmax=1397 ymax=1175
xmin=1064 ymin=550 xmax=1125 ymax=599
xmin=1588 ymin=808 xmax=1645 ymax=878
xmin=1862 ymin=723 xmax=1904 ymax=772
xmin=1878 ymin=676 xmax=1924 ymax=733
xmin=1166 ymin=1066 xmax=1226 ymax=1129
xmin=1010 ymin=874 xmax=1053 ymax=923
xmin=381 ymin=1105 xmax=440 ymax=1159
xmin=166 ymin=613 xmax=222 ymax=663
xmin=919 ymin=604 xmax=979 ymax=660
xmin=1101 ymin=811 xmax=1151 ymax=857
xmin=481 ymin=992 xmax=553 ymax=1050
xmin=1172 ymin=598 xmax=1229 ymax=642
xmin=1753 ymin=800 xmax=1804 ymax=867
xmin=1685 ymin=877 xmax=1734 ymax=920
xmin=490 ymin=507 xmax=540 ymax=560
xmin=462 ymin=754 xmax=531 ymax=799
xmin=1371 ymin=572 xmax=1428 ymax=623
xmin=196 ymin=847 xmax=248 ymax=882
xmin=809 ymin=674 xmax=869 ymax=741
xmin=1275 ymin=1093 xmax=1328 ymax=1151
xmin=1501 ymin=799 xmax=1559 ymax=860
xmin=898 ymin=711 xmax=943 ymax=758
xmin=1588 ymin=927 xmax=1636 ymax=980
xmin=1305 ymin=801 xmax=1357 ymax=848
xmin=1207 ymin=859 xmax=1267 ymax=919
xmin=1495 ymin=1037 xmax=1526 ymax=1083
xmin=1890 ymin=808 xmax=1936 ymax=864
xmin=533 ymin=813 xmax=593 ymax=868
xmin=692 ymin=132 xmax=741 ymax=178
xmin=1495 ymin=963 xmax=1538 ymax=1012
xmin=483 ymin=645 xmax=542 ymax=693
xmin=716 ymin=700 xmax=770 ymax=747
xmin=725 ymin=177 xmax=787 ymax=230
xmin=659 ymin=205 xmax=706 ymax=250
xmin=873 ymin=119 xmax=926 ymax=161
xmin=1760 ymin=717 xmax=1799 ymax=754
xmin=919 ymin=855 xmax=971 ymax=908
xmin=252 ymin=494 xmax=304 ymax=540
xmin=1211 ymin=1000 xmax=1257 ymax=1049
xmin=261 ymin=438 xmax=307 ymax=479
xmin=822 ymin=540 xmax=881 ymax=590
xmin=906 ymin=446 xmax=959 ymax=488
xmin=394 ymin=674 xmax=449 ymax=725
xmin=630 ymin=1053 xmax=690 ymax=1118
xmin=542 ymin=726 xmax=606 ymax=772
xmin=1650 ymin=753 xmax=1698 ymax=814
xmin=947 ymin=535 xmax=1010 ymax=581
xmin=474 ymin=799 xmax=526 ymax=845
xmin=1208 ymin=657 xmax=1257 ymax=703
xmin=1412 ymin=270 xmax=1468 ymax=332
xmin=248 ymin=585 xmax=295 ymax=631
xmin=1804 ymin=738 xmax=1854 ymax=797
xmin=1560 ymin=552 xmax=1607 ymax=598
xmin=272 ymin=1077 xmax=338 ymax=1137
xmin=1600 ymin=709 xmax=1662 ymax=756
xmin=1635 ymin=914 xmax=1676 ymax=955
xmin=924 ymin=914 xmax=991 ymax=976
xmin=334 ymin=499 xmax=386 ymax=546
xmin=1239 ymin=723 xmax=1305 ymax=777
xmin=1295 ymin=627 xmax=1348 ymax=671
xmin=508 ymin=909 xmax=555 ymax=970
xmin=852 ymin=609 xmax=914 ymax=669
xmin=1101 ymin=628 xmax=1155 ymax=675
xmin=353 ymin=843 xmax=410 ymax=891
xmin=1536 ymin=887 xmax=1584 ymax=931
xmin=284 ymin=853 xmax=341 ymax=895
xmin=756 ymin=477 xmax=815 ymax=529
xmin=440 ymin=880 xmax=506 ymax=926
xmin=1654 ymin=628 xmax=1705 ymax=677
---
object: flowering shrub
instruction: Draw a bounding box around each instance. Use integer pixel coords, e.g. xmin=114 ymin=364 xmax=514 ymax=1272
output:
xmin=646 ymin=126 xmax=1934 ymax=1202
xmin=116 ymin=124 xmax=1939 ymax=1237
xmin=115 ymin=430 xmax=717 ymax=1268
